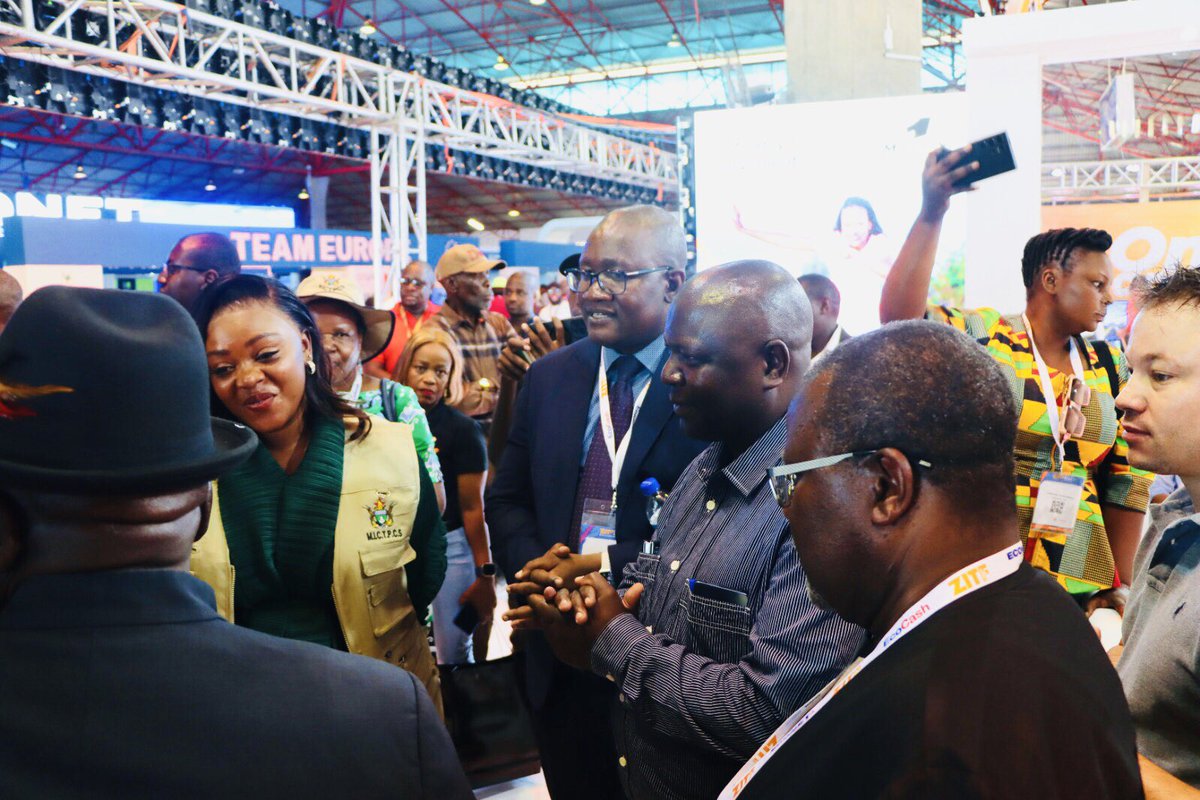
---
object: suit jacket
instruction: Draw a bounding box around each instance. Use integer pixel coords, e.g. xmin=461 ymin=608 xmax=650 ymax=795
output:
xmin=735 ymin=564 xmax=1142 ymax=800
xmin=486 ymin=337 xmax=706 ymax=705
xmin=0 ymin=569 xmax=473 ymax=800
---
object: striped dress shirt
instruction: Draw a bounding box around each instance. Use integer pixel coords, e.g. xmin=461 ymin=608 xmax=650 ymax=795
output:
xmin=590 ymin=415 xmax=866 ymax=800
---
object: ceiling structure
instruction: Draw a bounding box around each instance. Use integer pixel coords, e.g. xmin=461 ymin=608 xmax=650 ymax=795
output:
xmin=6 ymin=0 xmax=1191 ymax=235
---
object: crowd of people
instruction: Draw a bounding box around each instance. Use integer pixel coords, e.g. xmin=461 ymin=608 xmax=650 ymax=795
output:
xmin=1 ymin=142 xmax=1198 ymax=800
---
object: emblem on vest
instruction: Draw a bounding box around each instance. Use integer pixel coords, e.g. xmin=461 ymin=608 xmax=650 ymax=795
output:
xmin=366 ymin=496 xmax=396 ymax=528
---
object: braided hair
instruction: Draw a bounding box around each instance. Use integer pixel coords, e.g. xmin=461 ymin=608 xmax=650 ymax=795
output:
xmin=1020 ymin=228 xmax=1112 ymax=290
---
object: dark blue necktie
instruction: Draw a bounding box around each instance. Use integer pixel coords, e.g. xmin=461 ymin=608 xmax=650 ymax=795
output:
xmin=571 ymin=355 xmax=641 ymax=546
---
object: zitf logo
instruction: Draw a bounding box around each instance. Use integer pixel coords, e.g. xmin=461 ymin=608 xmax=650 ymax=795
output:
xmin=366 ymin=495 xmax=396 ymax=528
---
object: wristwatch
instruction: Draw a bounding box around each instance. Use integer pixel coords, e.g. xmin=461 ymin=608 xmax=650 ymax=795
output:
xmin=475 ymin=562 xmax=497 ymax=578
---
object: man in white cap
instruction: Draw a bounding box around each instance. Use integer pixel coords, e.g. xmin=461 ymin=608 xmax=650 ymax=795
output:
xmin=428 ymin=244 xmax=516 ymax=431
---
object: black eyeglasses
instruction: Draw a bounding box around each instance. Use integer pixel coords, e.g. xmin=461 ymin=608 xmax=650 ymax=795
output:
xmin=162 ymin=262 xmax=210 ymax=277
xmin=767 ymin=450 xmax=934 ymax=508
xmin=564 ymin=267 xmax=668 ymax=295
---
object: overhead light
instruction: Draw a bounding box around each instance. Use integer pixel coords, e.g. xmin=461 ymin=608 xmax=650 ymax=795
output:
xmin=204 ymin=177 xmax=216 ymax=191
xmin=467 ymin=217 xmax=485 ymax=231
xmin=530 ymin=0 xmax=546 ymax=5
xmin=360 ymin=19 xmax=377 ymax=36
xmin=72 ymin=164 xmax=86 ymax=180
xmin=494 ymin=56 xmax=510 ymax=71
xmin=507 ymin=209 xmax=521 ymax=218
xmin=298 ymin=186 xmax=310 ymax=200
xmin=1051 ymin=167 xmax=1065 ymax=178
xmin=667 ymin=33 xmax=682 ymax=48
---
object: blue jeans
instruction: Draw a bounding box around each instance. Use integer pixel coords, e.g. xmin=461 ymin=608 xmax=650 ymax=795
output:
xmin=431 ymin=526 xmax=476 ymax=665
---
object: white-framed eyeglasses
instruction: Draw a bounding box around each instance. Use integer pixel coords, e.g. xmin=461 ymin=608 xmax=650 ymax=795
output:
xmin=768 ymin=450 xmax=933 ymax=508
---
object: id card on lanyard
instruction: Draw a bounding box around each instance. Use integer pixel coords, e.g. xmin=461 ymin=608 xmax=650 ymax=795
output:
xmin=719 ymin=544 xmax=1025 ymax=800
xmin=1023 ymin=314 xmax=1086 ymax=540
xmin=579 ymin=358 xmax=651 ymax=555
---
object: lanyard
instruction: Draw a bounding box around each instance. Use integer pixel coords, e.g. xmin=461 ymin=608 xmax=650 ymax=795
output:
xmin=719 ymin=543 xmax=1025 ymax=800
xmin=1022 ymin=314 xmax=1085 ymax=470
xmin=597 ymin=357 xmax=652 ymax=511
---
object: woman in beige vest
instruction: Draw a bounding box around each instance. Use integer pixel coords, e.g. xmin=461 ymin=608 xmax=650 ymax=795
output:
xmin=190 ymin=275 xmax=445 ymax=708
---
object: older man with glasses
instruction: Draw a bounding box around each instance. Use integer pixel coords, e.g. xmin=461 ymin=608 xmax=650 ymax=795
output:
xmin=725 ymin=320 xmax=1141 ymax=800
xmin=367 ymin=259 xmax=441 ymax=380
xmin=156 ymin=232 xmax=241 ymax=313
xmin=488 ymin=205 xmax=709 ymax=800
xmin=504 ymin=259 xmax=863 ymax=800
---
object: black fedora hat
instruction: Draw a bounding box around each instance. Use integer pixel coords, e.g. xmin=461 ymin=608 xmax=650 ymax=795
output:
xmin=0 ymin=285 xmax=257 ymax=492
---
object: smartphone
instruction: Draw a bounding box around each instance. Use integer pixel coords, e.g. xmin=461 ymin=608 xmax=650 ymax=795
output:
xmin=453 ymin=603 xmax=481 ymax=634
xmin=561 ymin=316 xmax=588 ymax=344
xmin=940 ymin=132 xmax=1016 ymax=188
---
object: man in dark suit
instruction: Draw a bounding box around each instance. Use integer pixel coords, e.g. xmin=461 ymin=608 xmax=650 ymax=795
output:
xmin=487 ymin=205 xmax=706 ymax=800
xmin=725 ymin=322 xmax=1142 ymax=800
xmin=0 ymin=286 xmax=471 ymax=800
xmin=798 ymin=273 xmax=851 ymax=360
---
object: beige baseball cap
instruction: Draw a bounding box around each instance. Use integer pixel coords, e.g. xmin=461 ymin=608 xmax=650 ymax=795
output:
xmin=296 ymin=272 xmax=395 ymax=362
xmin=435 ymin=244 xmax=506 ymax=281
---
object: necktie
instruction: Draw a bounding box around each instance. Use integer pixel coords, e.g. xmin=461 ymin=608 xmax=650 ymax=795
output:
xmin=571 ymin=355 xmax=641 ymax=545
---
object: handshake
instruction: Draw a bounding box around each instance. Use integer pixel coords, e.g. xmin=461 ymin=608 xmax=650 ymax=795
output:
xmin=502 ymin=543 xmax=645 ymax=670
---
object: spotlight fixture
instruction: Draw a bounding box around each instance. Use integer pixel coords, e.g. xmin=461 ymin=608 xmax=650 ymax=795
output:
xmin=298 ymin=186 xmax=310 ymax=200
xmin=72 ymin=163 xmax=86 ymax=180
xmin=204 ymin=177 xmax=217 ymax=191
xmin=467 ymin=217 xmax=485 ymax=232
xmin=530 ymin=0 xmax=546 ymax=5
xmin=667 ymin=32 xmax=682 ymax=48
xmin=494 ymin=56 xmax=509 ymax=71
xmin=507 ymin=209 xmax=521 ymax=218
xmin=360 ymin=19 xmax=376 ymax=36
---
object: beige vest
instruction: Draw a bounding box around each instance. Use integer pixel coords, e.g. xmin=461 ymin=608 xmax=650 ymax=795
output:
xmin=191 ymin=418 xmax=441 ymax=711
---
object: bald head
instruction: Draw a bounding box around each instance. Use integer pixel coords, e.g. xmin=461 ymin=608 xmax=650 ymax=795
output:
xmin=588 ymin=204 xmax=686 ymax=271
xmin=663 ymin=260 xmax=811 ymax=452
xmin=159 ymin=233 xmax=241 ymax=312
xmin=0 ymin=270 xmax=22 ymax=335
xmin=678 ymin=260 xmax=813 ymax=357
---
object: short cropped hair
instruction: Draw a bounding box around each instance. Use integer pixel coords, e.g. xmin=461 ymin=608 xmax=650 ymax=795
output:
xmin=805 ymin=320 xmax=1017 ymax=505
xmin=1020 ymin=228 xmax=1111 ymax=289
xmin=798 ymin=273 xmax=840 ymax=306
xmin=1139 ymin=264 xmax=1200 ymax=312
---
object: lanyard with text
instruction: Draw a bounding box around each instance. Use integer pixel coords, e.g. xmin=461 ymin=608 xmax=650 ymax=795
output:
xmin=597 ymin=357 xmax=652 ymax=511
xmin=718 ymin=544 xmax=1025 ymax=800
xmin=1022 ymin=314 xmax=1085 ymax=470
xmin=1022 ymin=314 xmax=1088 ymax=537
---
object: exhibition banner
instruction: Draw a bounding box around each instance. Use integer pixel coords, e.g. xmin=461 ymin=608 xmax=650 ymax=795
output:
xmin=693 ymin=93 xmax=968 ymax=335
xmin=1042 ymin=200 xmax=1200 ymax=299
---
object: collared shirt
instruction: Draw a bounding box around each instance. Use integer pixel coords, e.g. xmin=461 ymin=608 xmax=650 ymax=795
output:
xmin=811 ymin=325 xmax=845 ymax=364
xmin=589 ymin=415 xmax=865 ymax=800
xmin=580 ymin=336 xmax=666 ymax=466
xmin=928 ymin=305 xmax=1154 ymax=593
xmin=1118 ymin=486 xmax=1200 ymax=788
xmin=428 ymin=303 xmax=515 ymax=420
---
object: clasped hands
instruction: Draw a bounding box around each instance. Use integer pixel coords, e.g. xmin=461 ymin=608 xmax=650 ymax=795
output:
xmin=502 ymin=543 xmax=644 ymax=669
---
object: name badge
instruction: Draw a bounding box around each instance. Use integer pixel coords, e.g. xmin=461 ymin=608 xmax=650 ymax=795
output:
xmin=1030 ymin=470 xmax=1084 ymax=537
xmin=580 ymin=498 xmax=617 ymax=556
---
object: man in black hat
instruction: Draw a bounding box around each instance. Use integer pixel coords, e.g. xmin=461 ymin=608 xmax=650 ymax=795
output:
xmin=0 ymin=286 xmax=471 ymax=799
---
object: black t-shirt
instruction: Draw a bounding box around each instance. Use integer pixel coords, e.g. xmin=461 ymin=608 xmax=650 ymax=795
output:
xmin=737 ymin=563 xmax=1142 ymax=800
xmin=426 ymin=401 xmax=488 ymax=532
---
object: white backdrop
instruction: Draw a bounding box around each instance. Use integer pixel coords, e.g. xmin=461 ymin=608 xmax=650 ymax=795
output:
xmin=694 ymin=93 xmax=967 ymax=334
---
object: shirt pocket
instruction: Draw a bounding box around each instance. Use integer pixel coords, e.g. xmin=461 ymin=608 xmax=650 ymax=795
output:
xmin=684 ymin=591 xmax=753 ymax=664
xmin=360 ymin=540 xmax=416 ymax=638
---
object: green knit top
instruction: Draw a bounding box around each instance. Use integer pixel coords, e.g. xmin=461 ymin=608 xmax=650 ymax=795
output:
xmin=217 ymin=414 xmax=446 ymax=649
